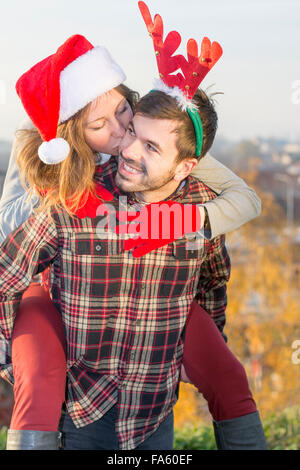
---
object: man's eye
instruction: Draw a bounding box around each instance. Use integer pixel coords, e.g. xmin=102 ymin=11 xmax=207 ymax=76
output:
xmin=127 ymin=127 xmax=135 ymax=136
xmin=146 ymin=143 xmax=157 ymax=152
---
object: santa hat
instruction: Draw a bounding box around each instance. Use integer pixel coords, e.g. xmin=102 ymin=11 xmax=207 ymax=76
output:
xmin=16 ymin=34 xmax=126 ymax=165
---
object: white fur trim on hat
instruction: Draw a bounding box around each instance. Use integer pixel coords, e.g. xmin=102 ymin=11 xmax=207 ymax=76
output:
xmin=59 ymin=46 xmax=126 ymax=123
xmin=38 ymin=138 xmax=70 ymax=165
xmin=152 ymin=78 xmax=197 ymax=111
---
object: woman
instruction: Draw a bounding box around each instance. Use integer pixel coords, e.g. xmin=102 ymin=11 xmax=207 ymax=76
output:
xmin=0 ymin=34 xmax=263 ymax=450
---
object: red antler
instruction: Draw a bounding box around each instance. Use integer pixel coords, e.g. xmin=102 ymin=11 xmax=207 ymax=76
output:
xmin=179 ymin=37 xmax=223 ymax=99
xmin=138 ymin=1 xmax=223 ymax=99
xmin=138 ymin=1 xmax=183 ymax=88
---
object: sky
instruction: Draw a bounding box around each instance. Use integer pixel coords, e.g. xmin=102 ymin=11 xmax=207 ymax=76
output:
xmin=0 ymin=0 xmax=299 ymax=143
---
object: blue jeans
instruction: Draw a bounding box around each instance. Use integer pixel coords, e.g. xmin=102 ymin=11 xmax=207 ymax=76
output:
xmin=61 ymin=405 xmax=174 ymax=450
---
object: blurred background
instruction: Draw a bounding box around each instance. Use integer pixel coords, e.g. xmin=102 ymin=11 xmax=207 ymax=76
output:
xmin=0 ymin=0 xmax=299 ymax=449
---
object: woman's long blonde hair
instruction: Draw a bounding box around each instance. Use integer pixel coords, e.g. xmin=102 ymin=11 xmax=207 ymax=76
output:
xmin=16 ymin=84 xmax=139 ymax=222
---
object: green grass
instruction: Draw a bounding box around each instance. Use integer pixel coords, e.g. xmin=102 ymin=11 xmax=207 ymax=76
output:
xmin=1 ymin=407 xmax=299 ymax=450
xmin=263 ymin=406 xmax=300 ymax=450
xmin=174 ymin=424 xmax=217 ymax=450
xmin=0 ymin=426 xmax=7 ymax=450
xmin=173 ymin=406 xmax=300 ymax=450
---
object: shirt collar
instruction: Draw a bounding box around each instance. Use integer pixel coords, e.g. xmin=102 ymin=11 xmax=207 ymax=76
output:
xmin=94 ymin=152 xmax=111 ymax=166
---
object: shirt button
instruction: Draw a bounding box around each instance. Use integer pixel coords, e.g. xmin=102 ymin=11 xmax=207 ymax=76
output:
xmin=140 ymin=284 xmax=146 ymax=290
xmin=95 ymin=244 xmax=102 ymax=252
xmin=130 ymin=352 xmax=135 ymax=360
xmin=120 ymin=382 xmax=126 ymax=389
xmin=135 ymin=319 xmax=142 ymax=326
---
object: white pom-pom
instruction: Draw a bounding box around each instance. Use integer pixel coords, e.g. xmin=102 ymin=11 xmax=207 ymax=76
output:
xmin=38 ymin=138 xmax=70 ymax=165
xmin=152 ymin=78 xmax=197 ymax=111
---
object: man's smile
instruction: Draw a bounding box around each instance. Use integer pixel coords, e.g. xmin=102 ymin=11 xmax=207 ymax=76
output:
xmin=118 ymin=155 xmax=144 ymax=177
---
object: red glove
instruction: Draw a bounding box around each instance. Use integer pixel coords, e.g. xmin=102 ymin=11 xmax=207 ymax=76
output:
xmin=115 ymin=201 xmax=205 ymax=257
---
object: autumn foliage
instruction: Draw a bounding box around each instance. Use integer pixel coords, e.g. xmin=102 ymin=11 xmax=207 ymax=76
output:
xmin=174 ymin=169 xmax=300 ymax=428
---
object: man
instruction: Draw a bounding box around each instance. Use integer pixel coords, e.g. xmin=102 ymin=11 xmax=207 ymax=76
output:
xmin=58 ymin=89 xmax=265 ymax=450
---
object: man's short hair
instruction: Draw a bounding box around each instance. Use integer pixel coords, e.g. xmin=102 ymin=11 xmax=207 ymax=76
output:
xmin=134 ymin=89 xmax=218 ymax=162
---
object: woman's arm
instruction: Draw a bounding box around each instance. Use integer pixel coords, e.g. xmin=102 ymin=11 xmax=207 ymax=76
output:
xmin=191 ymin=153 xmax=261 ymax=239
xmin=0 ymin=211 xmax=58 ymax=382
xmin=0 ymin=120 xmax=39 ymax=244
xmin=0 ymin=211 xmax=58 ymax=341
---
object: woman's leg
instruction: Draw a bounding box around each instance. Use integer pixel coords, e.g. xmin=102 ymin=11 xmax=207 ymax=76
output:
xmin=6 ymin=280 xmax=67 ymax=450
xmin=182 ymin=301 xmax=267 ymax=449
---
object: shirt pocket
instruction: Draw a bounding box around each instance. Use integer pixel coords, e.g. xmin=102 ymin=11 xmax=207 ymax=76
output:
xmin=67 ymin=232 xmax=123 ymax=297
xmin=172 ymin=234 xmax=206 ymax=261
xmin=69 ymin=232 xmax=123 ymax=257
xmin=158 ymin=236 xmax=206 ymax=298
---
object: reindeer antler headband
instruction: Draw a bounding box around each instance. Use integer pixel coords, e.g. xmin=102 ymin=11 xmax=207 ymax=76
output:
xmin=138 ymin=1 xmax=223 ymax=157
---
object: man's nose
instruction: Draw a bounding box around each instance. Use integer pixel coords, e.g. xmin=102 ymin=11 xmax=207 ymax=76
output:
xmin=121 ymin=137 xmax=142 ymax=162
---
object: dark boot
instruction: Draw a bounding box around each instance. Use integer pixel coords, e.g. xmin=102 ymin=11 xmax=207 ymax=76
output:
xmin=213 ymin=411 xmax=267 ymax=450
xmin=6 ymin=429 xmax=61 ymax=450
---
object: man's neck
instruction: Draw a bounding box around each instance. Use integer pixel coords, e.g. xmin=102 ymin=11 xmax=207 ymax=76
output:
xmin=133 ymin=179 xmax=186 ymax=204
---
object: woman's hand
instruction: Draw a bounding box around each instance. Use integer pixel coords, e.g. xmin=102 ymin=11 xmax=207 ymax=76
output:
xmin=115 ymin=201 xmax=205 ymax=257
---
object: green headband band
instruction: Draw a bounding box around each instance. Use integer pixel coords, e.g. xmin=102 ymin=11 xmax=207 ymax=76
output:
xmin=186 ymin=107 xmax=203 ymax=157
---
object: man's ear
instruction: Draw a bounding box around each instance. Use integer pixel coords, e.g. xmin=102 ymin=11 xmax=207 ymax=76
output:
xmin=174 ymin=158 xmax=198 ymax=182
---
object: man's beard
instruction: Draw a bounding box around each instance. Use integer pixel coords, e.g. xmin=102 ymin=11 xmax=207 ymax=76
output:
xmin=115 ymin=166 xmax=177 ymax=195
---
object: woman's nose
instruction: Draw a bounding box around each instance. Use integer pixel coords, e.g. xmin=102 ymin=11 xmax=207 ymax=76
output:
xmin=111 ymin=117 xmax=126 ymax=138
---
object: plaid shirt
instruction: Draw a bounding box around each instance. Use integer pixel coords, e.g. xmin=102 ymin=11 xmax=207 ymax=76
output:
xmin=0 ymin=156 xmax=230 ymax=450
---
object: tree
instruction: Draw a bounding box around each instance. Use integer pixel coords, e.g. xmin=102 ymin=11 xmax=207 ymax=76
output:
xmin=174 ymin=169 xmax=300 ymax=426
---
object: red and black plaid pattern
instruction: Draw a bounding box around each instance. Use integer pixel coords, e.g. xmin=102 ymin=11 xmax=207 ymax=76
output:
xmin=0 ymin=156 xmax=230 ymax=449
